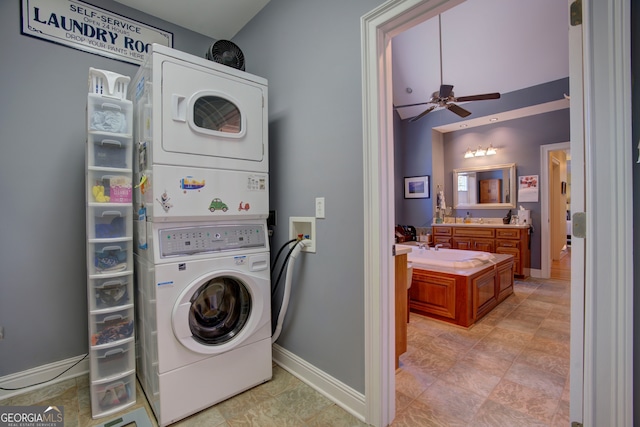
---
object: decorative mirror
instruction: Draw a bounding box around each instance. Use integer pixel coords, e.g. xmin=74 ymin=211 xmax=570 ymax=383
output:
xmin=453 ymin=163 xmax=516 ymax=209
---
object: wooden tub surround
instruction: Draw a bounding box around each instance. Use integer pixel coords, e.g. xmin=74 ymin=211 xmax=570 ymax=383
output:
xmin=409 ymin=253 xmax=514 ymax=328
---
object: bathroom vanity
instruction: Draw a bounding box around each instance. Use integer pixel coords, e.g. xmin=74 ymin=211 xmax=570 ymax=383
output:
xmin=432 ymin=223 xmax=530 ymax=278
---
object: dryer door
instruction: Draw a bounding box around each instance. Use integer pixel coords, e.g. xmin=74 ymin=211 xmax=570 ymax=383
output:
xmin=172 ymin=270 xmax=267 ymax=355
xmin=160 ymin=60 xmax=267 ymax=171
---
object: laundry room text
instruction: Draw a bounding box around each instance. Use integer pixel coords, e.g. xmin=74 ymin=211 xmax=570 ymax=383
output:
xmin=21 ymin=0 xmax=173 ymax=65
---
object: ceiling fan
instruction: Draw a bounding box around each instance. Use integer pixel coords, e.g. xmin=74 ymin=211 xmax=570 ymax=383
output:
xmin=394 ymin=15 xmax=501 ymax=122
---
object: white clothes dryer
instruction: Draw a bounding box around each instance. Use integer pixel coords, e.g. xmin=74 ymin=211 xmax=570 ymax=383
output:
xmin=135 ymin=221 xmax=272 ymax=426
xmin=130 ymin=44 xmax=269 ymax=223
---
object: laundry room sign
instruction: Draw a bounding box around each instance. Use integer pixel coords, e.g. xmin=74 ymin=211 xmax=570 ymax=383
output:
xmin=21 ymin=0 xmax=173 ymax=65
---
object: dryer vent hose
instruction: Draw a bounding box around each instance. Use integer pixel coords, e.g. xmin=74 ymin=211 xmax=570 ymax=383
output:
xmin=272 ymin=239 xmax=310 ymax=343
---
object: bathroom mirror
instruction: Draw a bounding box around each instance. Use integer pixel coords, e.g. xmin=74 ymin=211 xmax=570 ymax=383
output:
xmin=453 ymin=163 xmax=516 ymax=209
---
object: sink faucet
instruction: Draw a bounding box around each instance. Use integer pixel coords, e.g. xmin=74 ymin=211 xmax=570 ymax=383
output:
xmin=434 ymin=244 xmax=444 ymax=251
xmin=418 ymin=243 xmax=426 ymax=249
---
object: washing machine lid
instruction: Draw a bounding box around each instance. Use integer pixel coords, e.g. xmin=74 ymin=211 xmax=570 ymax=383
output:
xmin=188 ymin=276 xmax=251 ymax=345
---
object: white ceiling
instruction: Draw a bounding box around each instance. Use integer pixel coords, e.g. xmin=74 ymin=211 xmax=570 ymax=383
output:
xmin=114 ymin=0 xmax=569 ymax=123
xmin=113 ymin=0 xmax=271 ymax=40
xmin=392 ymin=0 xmax=569 ymax=120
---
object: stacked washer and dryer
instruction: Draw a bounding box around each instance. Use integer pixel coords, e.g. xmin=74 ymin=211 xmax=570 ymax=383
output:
xmin=130 ymin=45 xmax=271 ymax=426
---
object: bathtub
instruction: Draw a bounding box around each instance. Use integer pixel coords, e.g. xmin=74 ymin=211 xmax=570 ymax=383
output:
xmin=396 ymin=244 xmax=496 ymax=269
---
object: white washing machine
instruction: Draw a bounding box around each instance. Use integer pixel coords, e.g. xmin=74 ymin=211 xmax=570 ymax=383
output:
xmin=135 ymin=221 xmax=272 ymax=426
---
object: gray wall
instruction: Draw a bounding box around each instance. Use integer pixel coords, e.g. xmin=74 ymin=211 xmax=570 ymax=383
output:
xmin=395 ymin=79 xmax=570 ymax=270
xmin=231 ymin=0 xmax=385 ymax=393
xmin=0 ymin=0 xmax=214 ymax=377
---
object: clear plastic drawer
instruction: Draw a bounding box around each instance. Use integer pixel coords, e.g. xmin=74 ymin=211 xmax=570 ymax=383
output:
xmin=88 ymin=171 xmax=132 ymax=204
xmin=90 ymin=274 xmax=132 ymax=310
xmin=88 ymin=206 xmax=132 ymax=240
xmin=91 ymin=338 xmax=135 ymax=380
xmin=89 ymin=241 xmax=132 ymax=275
xmin=89 ymin=133 xmax=131 ymax=169
xmin=87 ymin=94 xmax=131 ymax=135
xmin=91 ymin=371 xmax=136 ymax=416
xmin=90 ymin=305 xmax=134 ymax=346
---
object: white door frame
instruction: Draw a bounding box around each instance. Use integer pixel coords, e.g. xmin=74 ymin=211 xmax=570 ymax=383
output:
xmin=540 ymin=141 xmax=570 ymax=279
xmin=360 ymin=0 xmax=633 ymax=426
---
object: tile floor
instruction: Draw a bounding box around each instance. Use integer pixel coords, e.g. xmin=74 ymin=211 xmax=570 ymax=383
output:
xmin=0 ymin=275 xmax=570 ymax=427
xmin=393 ymin=276 xmax=571 ymax=426
xmin=0 ymin=364 xmax=367 ymax=426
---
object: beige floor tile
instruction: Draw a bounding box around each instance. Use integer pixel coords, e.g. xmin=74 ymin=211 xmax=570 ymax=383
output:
xmin=503 ymin=362 xmax=566 ymax=399
xmin=516 ymin=347 xmax=570 ymax=378
xmin=438 ymin=361 xmax=501 ymax=398
xmin=472 ymin=399 xmax=549 ymax=427
xmin=489 ymin=379 xmax=560 ymax=424
xmin=274 ymin=381 xmax=333 ymax=422
xmin=416 ymin=380 xmax=485 ymax=422
xmin=306 ymin=404 xmax=369 ymax=427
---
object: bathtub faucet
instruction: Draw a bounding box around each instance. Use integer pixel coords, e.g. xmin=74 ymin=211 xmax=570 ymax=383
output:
xmin=434 ymin=244 xmax=444 ymax=251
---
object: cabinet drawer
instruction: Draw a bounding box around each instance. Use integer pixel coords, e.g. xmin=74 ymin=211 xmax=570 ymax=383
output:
xmin=453 ymin=227 xmax=495 ymax=238
xmin=432 ymin=226 xmax=452 ymax=236
xmin=433 ymin=237 xmax=452 ymax=247
xmin=496 ymin=240 xmax=520 ymax=249
xmin=496 ymin=228 xmax=521 ymax=239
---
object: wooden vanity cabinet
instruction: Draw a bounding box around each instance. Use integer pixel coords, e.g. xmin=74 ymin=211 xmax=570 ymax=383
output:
xmin=432 ymin=225 xmax=453 ymax=248
xmin=431 ymin=224 xmax=530 ymax=278
xmin=452 ymin=227 xmax=495 ymax=252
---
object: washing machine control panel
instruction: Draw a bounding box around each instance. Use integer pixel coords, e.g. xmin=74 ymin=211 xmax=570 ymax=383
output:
xmin=159 ymin=224 xmax=266 ymax=257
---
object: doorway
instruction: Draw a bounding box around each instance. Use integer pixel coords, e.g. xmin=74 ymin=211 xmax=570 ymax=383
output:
xmin=361 ymin=0 xmax=633 ymax=426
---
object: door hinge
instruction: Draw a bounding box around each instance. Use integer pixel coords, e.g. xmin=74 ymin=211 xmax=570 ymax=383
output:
xmin=572 ymin=212 xmax=586 ymax=238
xmin=392 ymin=245 xmax=396 ymax=256
xmin=570 ymin=0 xmax=582 ymax=26
xmin=571 ymin=422 xmax=583 ymax=427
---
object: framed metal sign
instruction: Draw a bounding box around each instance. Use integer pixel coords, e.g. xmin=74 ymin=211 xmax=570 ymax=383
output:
xmin=21 ymin=0 xmax=173 ymax=65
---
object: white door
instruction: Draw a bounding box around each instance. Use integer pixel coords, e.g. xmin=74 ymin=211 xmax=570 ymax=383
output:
xmin=160 ymin=60 xmax=267 ymax=170
xmin=567 ymin=0 xmax=585 ymax=421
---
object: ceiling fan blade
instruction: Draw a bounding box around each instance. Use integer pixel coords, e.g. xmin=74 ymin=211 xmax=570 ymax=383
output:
xmin=455 ymin=92 xmax=501 ymax=102
xmin=439 ymin=84 xmax=454 ymax=98
xmin=409 ymin=105 xmax=436 ymax=122
xmin=446 ymin=103 xmax=472 ymax=118
xmin=393 ymin=101 xmax=432 ymax=109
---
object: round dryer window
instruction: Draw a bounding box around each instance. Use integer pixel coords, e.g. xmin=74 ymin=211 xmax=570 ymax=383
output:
xmin=188 ymin=276 xmax=251 ymax=345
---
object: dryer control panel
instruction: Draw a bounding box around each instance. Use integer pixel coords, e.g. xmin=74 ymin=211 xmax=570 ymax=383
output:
xmin=159 ymin=224 xmax=266 ymax=257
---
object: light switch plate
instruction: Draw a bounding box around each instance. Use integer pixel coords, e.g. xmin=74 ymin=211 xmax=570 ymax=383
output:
xmin=315 ymin=197 xmax=325 ymax=219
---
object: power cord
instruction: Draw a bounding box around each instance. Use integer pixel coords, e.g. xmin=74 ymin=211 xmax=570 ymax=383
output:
xmin=0 ymin=354 xmax=88 ymax=391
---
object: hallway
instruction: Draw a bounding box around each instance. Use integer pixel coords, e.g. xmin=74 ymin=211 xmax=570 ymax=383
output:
xmin=394 ymin=276 xmax=571 ymax=426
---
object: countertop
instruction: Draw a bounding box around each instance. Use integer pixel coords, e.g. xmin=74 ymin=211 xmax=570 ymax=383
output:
xmin=394 ymin=246 xmax=412 ymax=256
xmin=432 ymin=222 xmax=530 ymax=228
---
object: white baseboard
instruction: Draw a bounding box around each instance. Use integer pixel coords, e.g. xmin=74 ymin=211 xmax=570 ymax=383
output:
xmin=529 ymin=268 xmax=543 ymax=278
xmin=0 ymin=355 xmax=89 ymax=401
xmin=272 ymin=344 xmax=366 ymax=422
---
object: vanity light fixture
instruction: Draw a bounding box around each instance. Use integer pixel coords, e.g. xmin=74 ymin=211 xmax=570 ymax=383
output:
xmin=474 ymin=145 xmax=487 ymax=157
xmin=486 ymin=144 xmax=497 ymax=155
xmin=464 ymin=148 xmax=475 ymax=158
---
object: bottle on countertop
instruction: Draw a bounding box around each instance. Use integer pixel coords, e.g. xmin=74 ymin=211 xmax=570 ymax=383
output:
xmin=464 ymin=212 xmax=471 ymax=223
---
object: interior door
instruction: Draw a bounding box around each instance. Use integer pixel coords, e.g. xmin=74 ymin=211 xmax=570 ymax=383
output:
xmin=568 ymin=0 xmax=586 ymax=422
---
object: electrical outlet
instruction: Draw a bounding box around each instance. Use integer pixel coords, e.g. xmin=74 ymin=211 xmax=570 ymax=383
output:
xmin=0 ymin=326 xmax=4 ymax=340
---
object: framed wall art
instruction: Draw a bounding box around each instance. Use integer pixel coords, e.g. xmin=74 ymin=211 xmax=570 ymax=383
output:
xmin=404 ymin=175 xmax=430 ymax=199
